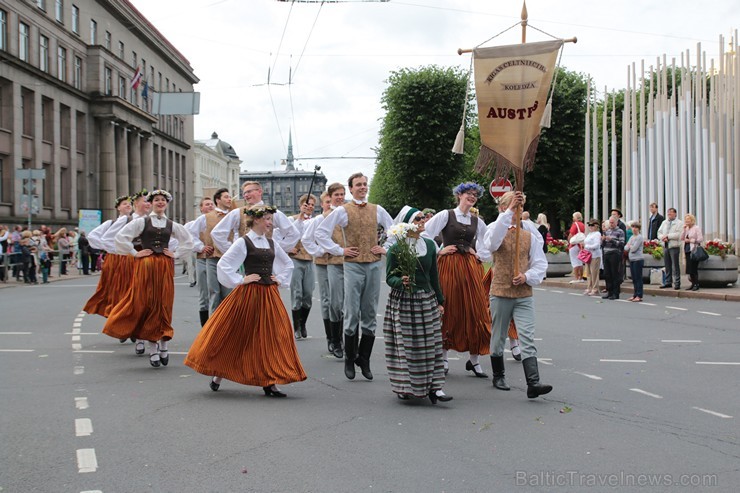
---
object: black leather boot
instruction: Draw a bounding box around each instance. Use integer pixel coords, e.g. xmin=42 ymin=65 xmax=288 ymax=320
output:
xmin=355 ymin=334 xmax=375 ymax=380
xmin=292 ymin=310 xmax=302 ymax=339
xmin=199 ymin=310 xmax=209 ymax=327
xmin=490 ymin=355 xmax=510 ymax=390
xmin=344 ymin=333 xmax=356 ymax=380
xmin=300 ymin=306 xmax=311 ymax=338
xmin=331 ymin=321 xmax=344 ymax=358
xmin=522 ymin=357 xmax=552 ymax=398
xmin=323 ymin=319 xmax=333 ymax=352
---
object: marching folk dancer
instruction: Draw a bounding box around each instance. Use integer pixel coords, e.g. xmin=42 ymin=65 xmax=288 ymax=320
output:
xmin=302 ymin=191 xmax=335 ymax=353
xmin=383 ymin=206 xmax=451 ymax=404
xmin=103 ymin=190 xmax=193 ymax=368
xmin=484 ymin=191 xmax=551 ymax=399
xmin=184 ymin=205 xmax=306 ymax=397
xmin=422 ymin=182 xmax=492 ymax=378
xmin=316 ymin=173 xmax=393 ymax=381
xmin=287 ymin=194 xmax=318 ymax=339
xmin=186 ymin=189 xmax=233 ymax=324
xmin=211 ymin=181 xmax=300 ymax=256
xmin=184 ymin=196 xmax=215 ymax=326
xmin=304 ymin=183 xmax=347 ymax=358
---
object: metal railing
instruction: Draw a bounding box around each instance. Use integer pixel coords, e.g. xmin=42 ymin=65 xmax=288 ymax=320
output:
xmin=0 ymin=248 xmax=100 ymax=284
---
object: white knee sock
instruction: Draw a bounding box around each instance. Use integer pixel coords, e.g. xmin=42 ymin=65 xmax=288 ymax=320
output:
xmin=469 ymin=354 xmax=479 ymax=365
xmin=148 ymin=341 xmax=159 ymax=359
xmin=212 ymin=376 xmax=222 ymax=384
xmin=159 ymin=340 xmax=168 ymax=352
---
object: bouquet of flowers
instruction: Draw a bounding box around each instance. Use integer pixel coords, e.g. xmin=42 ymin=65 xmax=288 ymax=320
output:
xmin=705 ymin=239 xmax=735 ymax=259
xmin=387 ymin=222 xmax=420 ymax=290
xmin=546 ymin=238 xmax=568 ymax=254
xmin=643 ymin=239 xmax=664 ymax=260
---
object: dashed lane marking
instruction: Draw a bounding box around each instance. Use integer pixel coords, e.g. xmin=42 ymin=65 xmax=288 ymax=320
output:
xmin=72 ymin=343 xmax=82 ymax=351
xmin=0 ymin=349 xmax=35 ymax=352
xmin=75 ymin=397 xmax=89 ymax=410
xmin=692 ymin=407 xmax=733 ymax=419
xmin=630 ymin=388 xmax=663 ymax=399
xmin=550 ymin=290 xmax=564 ymax=293
xmin=74 ymin=366 xmax=85 ymax=375
xmin=697 ymin=311 xmax=721 ymax=316
xmin=582 ymin=338 xmax=622 ymax=342
xmin=574 ymin=372 xmax=603 ymax=380
xmin=75 ymin=418 xmax=93 ymax=437
xmin=73 ymin=350 xmax=115 ymax=354
xmin=696 ymin=361 xmax=740 ymax=366
xmin=65 ymin=332 xmax=99 ymax=335
xmin=600 ymin=359 xmax=646 ymax=363
xmin=0 ymin=332 xmax=32 ymax=335
xmin=76 ymin=448 xmax=98 ymax=473
xmin=666 ymin=306 xmax=688 ymax=311
xmin=662 ymin=339 xmax=701 ymax=343
xmin=638 ymin=302 xmax=656 ymax=306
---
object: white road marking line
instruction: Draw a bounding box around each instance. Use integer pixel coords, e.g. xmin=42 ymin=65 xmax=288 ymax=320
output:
xmin=75 ymin=418 xmax=93 ymax=437
xmin=78 ymin=312 xmax=86 ymax=317
xmin=574 ymin=372 xmax=602 ymax=380
xmin=168 ymin=351 xmax=189 ymax=355
xmin=696 ymin=361 xmax=740 ymax=366
xmin=73 ymin=350 xmax=115 ymax=354
xmin=666 ymin=306 xmax=687 ymax=311
xmin=74 ymin=318 xmax=84 ymax=323
xmin=662 ymin=339 xmax=701 ymax=343
xmin=639 ymin=302 xmax=656 ymax=306
xmin=568 ymin=293 xmax=582 ymax=296
xmin=615 ymin=299 xmax=630 ymax=303
xmin=0 ymin=332 xmax=32 ymax=335
xmin=692 ymin=407 xmax=733 ymax=419
xmin=582 ymin=338 xmax=622 ymax=342
xmin=697 ymin=311 xmax=721 ymax=316
xmin=65 ymin=332 xmax=99 ymax=335
xmin=538 ymin=359 xmax=553 ymax=365
xmin=534 ymin=287 xmax=546 ymax=291
xmin=72 ymin=328 xmax=81 ymax=335
xmin=73 ymin=322 xmax=82 ymax=328
xmin=72 ymin=343 xmax=82 ymax=351
xmin=551 ymin=290 xmax=564 ymax=293
xmin=76 ymin=448 xmax=98 ymax=473
xmin=72 ymin=335 xmax=81 ymax=342
xmin=74 ymin=366 xmax=85 ymax=375
xmin=600 ymin=359 xmax=646 ymax=363
xmin=630 ymin=388 xmax=663 ymax=399
xmin=0 ymin=349 xmax=35 ymax=352
xmin=75 ymin=397 xmax=89 ymax=410
xmin=81 ymin=490 xmax=103 ymax=493
xmin=534 ymin=338 xmax=543 ymax=341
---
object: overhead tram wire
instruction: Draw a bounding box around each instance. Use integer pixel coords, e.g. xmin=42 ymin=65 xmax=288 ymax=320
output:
xmin=291 ymin=0 xmax=325 ymax=80
xmin=272 ymin=0 xmax=296 ymax=76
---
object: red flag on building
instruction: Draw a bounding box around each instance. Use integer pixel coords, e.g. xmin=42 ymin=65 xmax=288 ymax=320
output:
xmin=131 ymin=67 xmax=143 ymax=90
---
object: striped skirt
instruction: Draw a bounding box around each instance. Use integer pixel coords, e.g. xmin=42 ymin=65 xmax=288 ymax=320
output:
xmin=83 ymin=254 xmax=133 ymax=317
xmin=383 ymin=288 xmax=445 ymax=398
xmin=102 ymin=254 xmax=175 ymax=342
xmin=184 ymin=283 xmax=307 ymax=387
xmin=438 ymin=253 xmax=491 ymax=354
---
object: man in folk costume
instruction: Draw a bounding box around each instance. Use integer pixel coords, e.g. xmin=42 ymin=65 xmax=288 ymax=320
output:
xmin=83 ymin=195 xmax=135 ymax=320
xmin=211 ymin=181 xmax=300 ymax=256
xmin=185 ymin=188 xmax=233 ymax=325
xmin=316 ymin=173 xmax=393 ymax=380
xmin=303 ymin=183 xmax=347 ymax=358
xmin=302 ymin=191 xmax=335 ymax=353
xmin=103 ymin=189 xmax=193 ymax=368
xmin=286 ymin=193 xmax=318 ymax=340
xmin=484 ymin=191 xmax=551 ymax=398
xmin=184 ymin=196 xmax=215 ymax=326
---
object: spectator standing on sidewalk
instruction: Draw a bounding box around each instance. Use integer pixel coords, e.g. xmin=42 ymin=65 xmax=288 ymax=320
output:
xmin=657 ymin=208 xmax=683 ymax=289
xmin=625 ymin=222 xmax=644 ymax=302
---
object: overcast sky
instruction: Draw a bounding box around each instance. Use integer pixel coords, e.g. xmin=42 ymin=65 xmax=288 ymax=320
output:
xmin=129 ymin=0 xmax=737 ymax=188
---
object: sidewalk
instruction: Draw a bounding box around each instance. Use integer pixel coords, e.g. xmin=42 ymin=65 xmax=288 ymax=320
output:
xmin=542 ymin=274 xmax=740 ymax=302
xmin=0 ymin=269 xmax=100 ymax=289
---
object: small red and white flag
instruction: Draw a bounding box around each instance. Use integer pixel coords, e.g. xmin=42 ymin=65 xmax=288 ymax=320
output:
xmin=130 ymin=67 xmax=143 ymax=90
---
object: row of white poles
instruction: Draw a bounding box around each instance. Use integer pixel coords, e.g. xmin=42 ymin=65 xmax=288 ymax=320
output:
xmin=584 ymin=31 xmax=738 ymax=253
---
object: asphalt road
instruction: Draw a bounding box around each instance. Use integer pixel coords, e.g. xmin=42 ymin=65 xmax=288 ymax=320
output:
xmin=1 ymin=273 xmax=739 ymax=492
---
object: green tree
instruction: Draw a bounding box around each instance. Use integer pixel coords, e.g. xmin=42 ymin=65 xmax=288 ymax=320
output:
xmin=370 ymin=66 xmax=471 ymax=217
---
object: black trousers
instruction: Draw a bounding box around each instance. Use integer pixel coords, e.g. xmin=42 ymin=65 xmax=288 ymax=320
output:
xmin=603 ymin=251 xmax=622 ymax=297
xmin=80 ymin=253 xmax=90 ymax=274
xmin=685 ymin=251 xmax=699 ymax=285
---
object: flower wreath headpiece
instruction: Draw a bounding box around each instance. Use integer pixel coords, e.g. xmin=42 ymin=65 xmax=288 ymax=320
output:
xmin=452 ymin=182 xmax=485 ymax=197
xmin=131 ymin=188 xmax=149 ymax=200
xmin=115 ymin=195 xmax=131 ymax=208
xmin=245 ymin=205 xmax=277 ymax=217
xmin=146 ymin=189 xmax=172 ymax=202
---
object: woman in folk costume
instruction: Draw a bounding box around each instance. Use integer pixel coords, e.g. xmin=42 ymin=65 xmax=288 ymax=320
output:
xmin=423 ymin=183 xmax=492 ymax=378
xmin=102 ymin=190 xmax=193 ymax=368
xmin=185 ymin=205 xmax=307 ymax=398
xmin=383 ymin=206 xmax=452 ymax=404
xmin=83 ymin=195 xmax=133 ymax=317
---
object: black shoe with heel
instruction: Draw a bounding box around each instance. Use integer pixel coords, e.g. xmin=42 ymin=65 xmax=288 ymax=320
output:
xmin=210 ymin=378 xmax=220 ymax=391
xmin=263 ymin=386 xmax=287 ymax=398
xmin=465 ymin=360 xmax=488 ymax=378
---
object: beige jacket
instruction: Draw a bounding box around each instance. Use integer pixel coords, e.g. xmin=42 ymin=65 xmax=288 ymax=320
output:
xmin=657 ymin=218 xmax=684 ymax=249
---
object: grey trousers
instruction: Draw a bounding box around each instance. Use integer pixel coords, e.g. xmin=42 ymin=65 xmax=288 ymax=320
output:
xmin=327 ymin=264 xmax=344 ymax=323
xmin=490 ymin=296 xmax=537 ymax=359
xmin=664 ymin=247 xmax=681 ymax=287
xmin=196 ymin=258 xmax=208 ymax=311
xmin=315 ymin=264 xmax=330 ymax=320
xmin=206 ymin=257 xmax=232 ymax=315
xmin=290 ymin=258 xmax=315 ymax=310
xmin=343 ymin=261 xmax=381 ymax=337
xmin=186 ymin=252 xmax=196 ymax=284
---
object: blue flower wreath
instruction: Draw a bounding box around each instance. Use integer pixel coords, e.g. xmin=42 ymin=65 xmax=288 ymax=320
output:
xmin=244 ymin=205 xmax=277 ymax=217
xmin=452 ymin=182 xmax=485 ymax=197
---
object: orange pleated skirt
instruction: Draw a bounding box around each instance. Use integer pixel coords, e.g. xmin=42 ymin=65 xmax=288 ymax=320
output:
xmin=184 ymin=283 xmax=307 ymax=387
xmin=483 ymin=268 xmax=519 ymax=340
xmin=83 ymin=253 xmax=127 ymax=317
xmin=438 ymin=252 xmax=491 ymax=354
xmin=102 ymin=254 xmax=175 ymax=342
xmin=103 ymin=255 xmax=134 ymax=317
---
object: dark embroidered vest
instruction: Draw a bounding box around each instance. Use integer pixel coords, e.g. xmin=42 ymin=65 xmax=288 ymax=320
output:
xmin=440 ymin=210 xmax=476 ymax=253
xmin=139 ymin=217 xmax=173 ymax=254
xmin=242 ymin=235 xmax=275 ymax=285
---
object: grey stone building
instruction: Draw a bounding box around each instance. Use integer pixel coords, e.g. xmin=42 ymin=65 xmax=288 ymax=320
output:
xmin=0 ymin=0 xmax=198 ymax=227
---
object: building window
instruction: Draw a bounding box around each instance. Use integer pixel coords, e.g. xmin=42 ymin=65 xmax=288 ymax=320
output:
xmin=39 ymin=35 xmax=49 ymax=72
xmin=19 ymin=22 xmax=30 ymax=62
xmin=104 ymin=30 xmax=111 ymax=50
xmin=42 ymin=98 xmax=53 ymax=142
xmin=158 ymin=72 xmax=162 ymax=91
xmin=60 ymin=104 xmax=70 ymax=147
xmin=89 ymin=19 xmax=96 ymax=44
xmin=0 ymin=10 xmax=6 ymax=51
xmin=21 ymin=90 xmax=34 ymax=136
xmin=132 ymin=51 xmax=136 ymax=68
xmin=38 ymin=1 xmax=47 ymax=10
xmin=76 ymin=111 xmax=86 ymax=151
xmin=72 ymin=5 xmax=79 ymax=34
xmin=57 ymin=46 xmax=67 ymax=82
xmin=0 ymin=157 xmax=4 ymax=202
xmin=118 ymin=40 xmax=124 ymax=59
xmin=119 ymin=76 xmax=126 ymax=100
xmin=55 ymin=0 xmax=64 ymax=24
xmin=104 ymin=67 xmax=111 ymax=95
xmin=73 ymin=55 xmax=81 ymax=89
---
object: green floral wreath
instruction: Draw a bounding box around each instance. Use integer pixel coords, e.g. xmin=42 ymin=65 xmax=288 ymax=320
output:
xmin=146 ymin=189 xmax=172 ymax=202
xmin=245 ymin=205 xmax=277 ymax=217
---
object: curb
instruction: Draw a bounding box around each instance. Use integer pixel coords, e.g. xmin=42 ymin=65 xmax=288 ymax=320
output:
xmin=541 ymin=278 xmax=739 ymax=302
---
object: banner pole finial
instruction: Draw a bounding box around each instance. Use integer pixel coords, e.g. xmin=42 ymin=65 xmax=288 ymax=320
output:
xmin=521 ymin=1 xmax=528 ymax=43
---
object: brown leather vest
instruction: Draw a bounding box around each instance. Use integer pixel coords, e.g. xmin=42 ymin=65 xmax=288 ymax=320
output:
xmin=289 ymin=214 xmax=312 ymax=261
xmin=440 ymin=210 xmax=477 ymax=253
xmin=242 ymin=235 xmax=275 ymax=285
xmin=140 ymin=217 xmax=173 ymax=254
xmin=197 ymin=210 xmax=230 ymax=259
xmin=343 ymin=202 xmax=380 ymax=263
xmin=490 ymin=227 xmax=533 ymax=299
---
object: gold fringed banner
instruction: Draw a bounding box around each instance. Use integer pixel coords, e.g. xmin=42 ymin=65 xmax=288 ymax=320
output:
xmin=473 ymin=39 xmax=563 ymax=176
